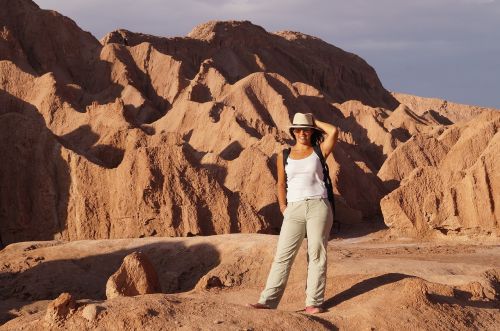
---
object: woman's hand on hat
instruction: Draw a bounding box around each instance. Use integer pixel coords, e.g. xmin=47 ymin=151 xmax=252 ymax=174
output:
xmin=315 ymin=119 xmax=339 ymax=158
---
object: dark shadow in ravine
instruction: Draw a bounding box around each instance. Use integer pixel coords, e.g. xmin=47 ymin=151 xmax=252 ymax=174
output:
xmin=382 ymin=179 xmax=401 ymax=194
xmin=0 ymin=241 xmax=221 ymax=324
xmin=219 ymin=140 xmax=244 ymax=161
xmin=331 ymin=140 xmax=388 ymax=223
xmin=331 ymin=219 xmax=389 ymax=240
xmin=0 ymin=90 xmax=71 ymax=248
xmin=57 ymin=125 xmax=125 ymax=169
xmin=423 ymin=109 xmax=454 ymax=126
xmin=103 ymin=31 xmax=210 ymax=81
xmin=323 ymin=273 xmax=413 ymax=309
xmin=223 ymin=188 xmax=243 ymax=233
xmin=181 ymin=140 xmax=228 ymax=185
xmin=257 ymin=203 xmax=282 ymax=234
xmin=109 ymin=44 xmax=172 ymax=116
xmin=389 ymin=127 xmax=411 ymax=143
xmin=180 ymin=141 xmax=243 ymax=233
xmin=335 ymin=118 xmax=387 ymax=172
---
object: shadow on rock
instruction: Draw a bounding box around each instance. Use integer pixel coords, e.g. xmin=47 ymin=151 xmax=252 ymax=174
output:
xmin=57 ymin=125 xmax=125 ymax=169
xmin=0 ymin=90 xmax=71 ymax=247
xmin=323 ymin=273 xmax=413 ymax=309
xmin=427 ymin=291 xmax=500 ymax=310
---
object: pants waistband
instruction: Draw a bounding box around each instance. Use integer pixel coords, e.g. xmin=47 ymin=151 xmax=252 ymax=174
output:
xmin=289 ymin=196 xmax=326 ymax=204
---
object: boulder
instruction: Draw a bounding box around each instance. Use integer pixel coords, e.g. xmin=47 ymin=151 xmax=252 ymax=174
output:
xmin=106 ymin=251 xmax=161 ymax=299
xmin=44 ymin=292 xmax=76 ymax=325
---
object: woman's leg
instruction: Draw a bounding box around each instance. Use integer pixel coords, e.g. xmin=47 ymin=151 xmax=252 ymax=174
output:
xmin=258 ymin=201 xmax=306 ymax=308
xmin=304 ymin=198 xmax=333 ymax=307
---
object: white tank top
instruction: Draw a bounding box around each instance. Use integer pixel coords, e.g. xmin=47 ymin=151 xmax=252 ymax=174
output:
xmin=285 ymin=151 xmax=328 ymax=202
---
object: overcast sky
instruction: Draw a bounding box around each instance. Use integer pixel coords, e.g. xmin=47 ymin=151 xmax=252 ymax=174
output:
xmin=35 ymin=0 xmax=500 ymax=108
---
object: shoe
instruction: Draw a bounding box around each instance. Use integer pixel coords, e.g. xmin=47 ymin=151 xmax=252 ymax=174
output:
xmin=304 ymin=306 xmax=324 ymax=314
xmin=247 ymin=303 xmax=272 ymax=309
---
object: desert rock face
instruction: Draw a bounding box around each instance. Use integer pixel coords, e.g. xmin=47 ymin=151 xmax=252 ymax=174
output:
xmin=380 ymin=111 xmax=500 ymax=237
xmin=1 ymin=0 xmax=499 ymax=247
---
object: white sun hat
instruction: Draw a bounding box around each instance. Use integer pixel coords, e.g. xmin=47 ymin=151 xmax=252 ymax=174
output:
xmin=289 ymin=113 xmax=324 ymax=132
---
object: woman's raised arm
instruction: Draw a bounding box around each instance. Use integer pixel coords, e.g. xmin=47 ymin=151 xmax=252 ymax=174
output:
xmin=315 ymin=119 xmax=338 ymax=158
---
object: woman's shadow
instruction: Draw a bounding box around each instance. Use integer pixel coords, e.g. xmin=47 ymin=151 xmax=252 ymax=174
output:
xmin=323 ymin=273 xmax=411 ymax=309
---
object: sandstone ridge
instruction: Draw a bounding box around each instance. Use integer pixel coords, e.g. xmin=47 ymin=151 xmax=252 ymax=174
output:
xmin=1 ymin=0 xmax=499 ymax=245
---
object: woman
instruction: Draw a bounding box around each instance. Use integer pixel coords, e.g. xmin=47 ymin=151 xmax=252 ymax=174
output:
xmin=249 ymin=112 xmax=338 ymax=314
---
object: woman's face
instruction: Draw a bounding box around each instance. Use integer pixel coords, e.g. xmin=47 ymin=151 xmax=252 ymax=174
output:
xmin=293 ymin=128 xmax=313 ymax=145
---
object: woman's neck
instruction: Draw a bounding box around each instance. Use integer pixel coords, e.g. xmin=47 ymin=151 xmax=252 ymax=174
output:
xmin=294 ymin=142 xmax=312 ymax=150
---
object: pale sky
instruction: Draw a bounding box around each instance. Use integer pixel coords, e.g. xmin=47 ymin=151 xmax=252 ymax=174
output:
xmin=35 ymin=0 xmax=500 ymax=108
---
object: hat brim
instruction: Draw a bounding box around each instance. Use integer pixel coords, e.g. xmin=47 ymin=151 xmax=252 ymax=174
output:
xmin=289 ymin=125 xmax=325 ymax=133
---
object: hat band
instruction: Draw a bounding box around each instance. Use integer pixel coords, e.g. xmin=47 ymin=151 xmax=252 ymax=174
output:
xmin=290 ymin=124 xmax=316 ymax=128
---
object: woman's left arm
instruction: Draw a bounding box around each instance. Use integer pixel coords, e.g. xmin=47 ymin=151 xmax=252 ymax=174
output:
xmin=315 ymin=119 xmax=339 ymax=159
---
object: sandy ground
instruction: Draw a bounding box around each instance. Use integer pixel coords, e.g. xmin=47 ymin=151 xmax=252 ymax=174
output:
xmin=1 ymin=230 xmax=499 ymax=330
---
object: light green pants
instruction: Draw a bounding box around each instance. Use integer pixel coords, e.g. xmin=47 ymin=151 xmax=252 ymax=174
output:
xmin=258 ymin=198 xmax=333 ymax=308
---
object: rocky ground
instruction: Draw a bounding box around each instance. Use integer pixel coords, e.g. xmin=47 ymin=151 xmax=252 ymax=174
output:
xmin=1 ymin=230 xmax=499 ymax=330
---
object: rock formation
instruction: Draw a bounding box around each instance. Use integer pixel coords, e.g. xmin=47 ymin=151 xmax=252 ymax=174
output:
xmin=393 ymin=92 xmax=489 ymax=123
xmin=44 ymin=292 xmax=76 ymax=326
xmin=106 ymin=251 xmax=161 ymax=299
xmin=0 ymin=0 xmax=499 ymax=245
xmin=380 ymin=110 xmax=499 ymax=237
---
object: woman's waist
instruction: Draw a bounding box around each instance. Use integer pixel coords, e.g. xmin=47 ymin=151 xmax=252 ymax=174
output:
xmin=286 ymin=190 xmax=327 ymax=202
